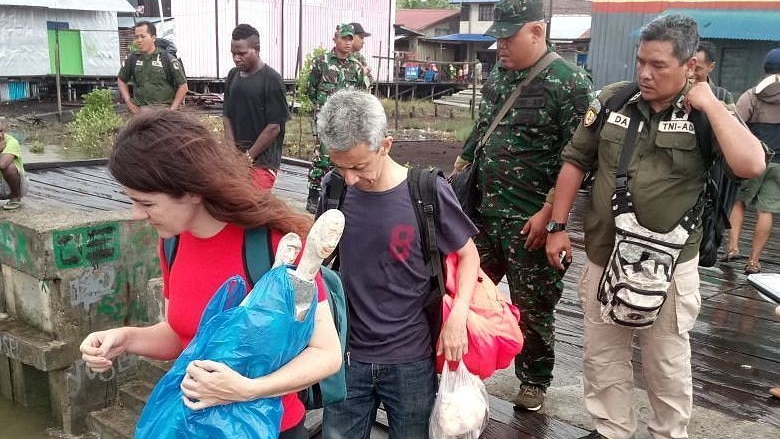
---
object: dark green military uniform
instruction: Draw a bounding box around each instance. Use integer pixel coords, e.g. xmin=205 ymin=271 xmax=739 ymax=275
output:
xmin=563 ymin=81 xmax=720 ymax=267
xmin=461 ymin=51 xmax=593 ymax=390
xmin=118 ymin=49 xmax=187 ymax=106
xmin=306 ymin=48 xmax=367 ymax=193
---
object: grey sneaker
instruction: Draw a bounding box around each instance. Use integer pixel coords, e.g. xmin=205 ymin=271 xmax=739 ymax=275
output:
xmin=513 ymin=384 xmax=545 ymax=411
xmin=579 ymin=430 xmax=610 ymax=439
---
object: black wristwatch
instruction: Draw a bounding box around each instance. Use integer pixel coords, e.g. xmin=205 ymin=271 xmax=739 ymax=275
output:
xmin=545 ymin=220 xmax=567 ymax=233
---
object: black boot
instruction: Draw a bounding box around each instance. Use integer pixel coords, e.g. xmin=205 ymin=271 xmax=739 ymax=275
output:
xmin=305 ymin=189 xmax=319 ymax=214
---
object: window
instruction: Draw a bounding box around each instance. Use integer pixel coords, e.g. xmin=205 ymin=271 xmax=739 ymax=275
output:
xmin=460 ymin=4 xmax=470 ymax=21
xmin=479 ymin=4 xmax=493 ymax=21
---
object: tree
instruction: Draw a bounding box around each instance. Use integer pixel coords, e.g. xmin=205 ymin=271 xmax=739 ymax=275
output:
xmin=399 ymin=0 xmax=455 ymax=9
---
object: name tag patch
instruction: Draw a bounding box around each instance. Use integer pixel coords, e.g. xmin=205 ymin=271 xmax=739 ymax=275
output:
xmin=659 ymin=121 xmax=694 ymax=133
xmin=606 ymin=111 xmax=630 ymax=128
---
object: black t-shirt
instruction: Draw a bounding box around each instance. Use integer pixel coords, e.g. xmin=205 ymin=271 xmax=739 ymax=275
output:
xmin=223 ymin=65 xmax=290 ymax=169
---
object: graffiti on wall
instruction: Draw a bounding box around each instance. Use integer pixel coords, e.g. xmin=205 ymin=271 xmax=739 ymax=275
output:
xmin=53 ymin=223 xmax=120 ymax=270
xmin=67 ymin=355 xmax=137 ymax=399
xmin=69 ymin=266 xmax=117 ymax=311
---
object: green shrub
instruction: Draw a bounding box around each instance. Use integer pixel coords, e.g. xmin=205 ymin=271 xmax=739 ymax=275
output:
xmin=293 ymin=47 xmax=328 ymax=115
xmin=28 ymin=140 xmax=45 ymax=154
xmin=67 ymin=89 xmax=123 ymax=157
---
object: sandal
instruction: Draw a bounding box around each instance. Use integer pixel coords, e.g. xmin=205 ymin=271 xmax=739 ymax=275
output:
xmin=2 ymin=200 xmax=23 ymax=211
xmin=721 ymin=248 xmax=741 ymax=262
xmin=744 ymin=260 xmax=761 ymax=275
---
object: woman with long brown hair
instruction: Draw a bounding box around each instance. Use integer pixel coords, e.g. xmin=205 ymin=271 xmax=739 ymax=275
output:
xmin=79 ymin=110 xmax=341 ymax=438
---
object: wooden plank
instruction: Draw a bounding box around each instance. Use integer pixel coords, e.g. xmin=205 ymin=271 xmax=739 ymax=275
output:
xmin=29 ymin=170 xmax=129 ymax=203
xmin=487 ymin=395 xmax=588 ymax=439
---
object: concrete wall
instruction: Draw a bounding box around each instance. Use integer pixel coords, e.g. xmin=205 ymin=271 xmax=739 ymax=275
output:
xmin=0 ymin=208 xmax=162 ymax=434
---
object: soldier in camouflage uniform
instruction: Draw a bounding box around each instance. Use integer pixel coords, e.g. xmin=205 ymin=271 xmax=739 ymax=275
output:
xmin=349 ymin=22 xmax=374 ymax=85
xmin=305 ymin=23 xmax=368 ymax=213
xmin=449 ymin=0 xmax=593 ymax=412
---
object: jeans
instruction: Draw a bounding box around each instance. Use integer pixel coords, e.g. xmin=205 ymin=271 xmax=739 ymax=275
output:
xmin=322 ymin=358 xmax=437 ymax=439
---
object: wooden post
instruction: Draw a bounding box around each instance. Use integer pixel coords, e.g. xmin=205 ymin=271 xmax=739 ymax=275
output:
xmin=471 ymin=61 xmax=477 ymax=120
xmin=375 ymin=41 xmax=382 ymax=97
xmin=394 ymin=80 xmax=399 ymax=130
xmin=55 ymin=28 xmax=62 ymax=122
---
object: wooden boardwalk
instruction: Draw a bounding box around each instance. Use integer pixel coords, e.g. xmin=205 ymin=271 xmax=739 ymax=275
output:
xmin=22 ymin=161 xmax=780 ymax=436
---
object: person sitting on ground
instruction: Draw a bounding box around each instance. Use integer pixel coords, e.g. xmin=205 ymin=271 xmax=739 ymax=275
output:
xmin=79 ymin=109 xmax=341 ymax=439
xmin=0 ymin=119 xmax=28 ymax=211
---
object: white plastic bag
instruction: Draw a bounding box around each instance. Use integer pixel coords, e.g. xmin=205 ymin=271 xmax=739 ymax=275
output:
xmin=429 ymin=361 xmax=489 ymax=439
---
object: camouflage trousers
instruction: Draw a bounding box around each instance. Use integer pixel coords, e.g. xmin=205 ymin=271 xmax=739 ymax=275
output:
xmin=307 ymin=140 xmax=333 ymax=192
xmin=473 ymin=215 xmax=564 ymax=390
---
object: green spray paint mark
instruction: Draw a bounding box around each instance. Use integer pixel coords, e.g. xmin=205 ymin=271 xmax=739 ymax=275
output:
xmin=0 ymin=222 xmax=31 ymax=267
xmin=53 ymin=223 xmax=120 ymax=269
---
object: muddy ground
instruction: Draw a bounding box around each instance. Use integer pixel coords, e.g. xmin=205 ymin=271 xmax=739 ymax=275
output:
xmin=1 ymin=99 xmax=465 ymax=169
xmin=392 ymin=140 xmax=462 ymax=171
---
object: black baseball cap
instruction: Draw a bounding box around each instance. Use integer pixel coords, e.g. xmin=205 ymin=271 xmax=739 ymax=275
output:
xmin=349 ymin=22 xmax=371 ymax=37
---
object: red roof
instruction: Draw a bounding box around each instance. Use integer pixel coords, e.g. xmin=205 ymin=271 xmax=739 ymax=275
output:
xmin=396 ymin=9 xmax=460 ymax=32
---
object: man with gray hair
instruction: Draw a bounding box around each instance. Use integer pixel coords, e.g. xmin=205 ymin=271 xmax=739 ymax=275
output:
xmin=316 ymin=90 xmax=480 ymax=438
xmin=0 ymin=119 xmax=28 ymax=210
xmin=545 ymin=14 xmax=766 ymax=439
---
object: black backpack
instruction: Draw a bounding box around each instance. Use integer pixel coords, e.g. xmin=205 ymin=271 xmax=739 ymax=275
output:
xmin=596 ymin=82 xmax=738 ymax=267
xmin=321 ymin=167 xmax=447 ymax=351
xmin=126 ymin=38 xmax=185 ymax=88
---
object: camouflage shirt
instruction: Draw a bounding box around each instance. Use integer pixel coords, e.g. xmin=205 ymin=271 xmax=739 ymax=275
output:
xmin=306 ymin=49 xmax=368 ymax=111
xmin=353 ymin=51 xmax=374 ymax=85
xmin=462 ymin=51 xmax=594 ymax=219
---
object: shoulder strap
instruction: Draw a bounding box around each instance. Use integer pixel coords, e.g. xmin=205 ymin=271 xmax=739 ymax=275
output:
xmin=605 ymin=82 xmax=640 ymax=113
xmin=158 ymin=50 xmax=176 ymax=87
xmin=408 ymin=167 xmax=446 ymax=297
xmin=475 ymin=52 xmax=561 ymax=156
xmin=689 ymin=110 xmax=714 ymax=167
xmin=323 ymin=171 xmax=347 ymax=212
xmin=162 ymin=236 xmax=179 ymax=270
xmin=125 ymin=52 xmax=139 ymax=81
xmin=320 ymin=171 xmax=347 ymax=268
xmin=615 ymin=105 xmax=642 ymax=190
xmin=159 ymin=229 xmax=270 ymax=287
xmin=243 ymin=227 xmax=272 ymax=287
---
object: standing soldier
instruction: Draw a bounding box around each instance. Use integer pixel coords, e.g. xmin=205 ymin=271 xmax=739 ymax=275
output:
xmin=118 ymin=21 xmax=188 ymax=113
xmin=305 ymin=23 xmax=367 ymax=213
xmin=448 ymin=0 xmax=593 ymax=412
xmin=349 ymin=22 xmax=374 ymax=87
xmin=546 ymin=15 xmax=765 ymax=439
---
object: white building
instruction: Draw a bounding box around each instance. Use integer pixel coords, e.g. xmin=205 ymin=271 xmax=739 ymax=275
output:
xmin=0 ymin=0 xmax=135 ymax=101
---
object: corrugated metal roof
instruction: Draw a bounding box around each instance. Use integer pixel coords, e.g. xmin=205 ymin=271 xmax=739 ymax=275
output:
xmin=396 ymin=8 xmax=460 ymax=32
xmin=428 ymin=33 xmax=495 ymax=42
xmin=0 ymin=0 xmax=135 ymax=13
xmin=665 ymin=9 xmax=780 ymax=41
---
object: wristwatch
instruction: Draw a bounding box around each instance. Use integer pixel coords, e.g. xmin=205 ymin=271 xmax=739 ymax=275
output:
xmin=545 ymin=220 xmax=567 ymax=233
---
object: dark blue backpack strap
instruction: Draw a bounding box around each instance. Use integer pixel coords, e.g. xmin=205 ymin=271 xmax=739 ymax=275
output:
xmin=408 ymin=167 xmax=446 ymax=297
xmin=162 ymin=236 xmax=179 ymax=270
xmin=243 ymin=227 xmax=272 ymax=287
xmin=321 ymin=171 xmax=347 ymax=268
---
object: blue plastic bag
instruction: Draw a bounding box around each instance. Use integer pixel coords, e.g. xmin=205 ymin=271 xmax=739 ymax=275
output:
xmin=135 ymin=266 xmax=318 ymax=439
